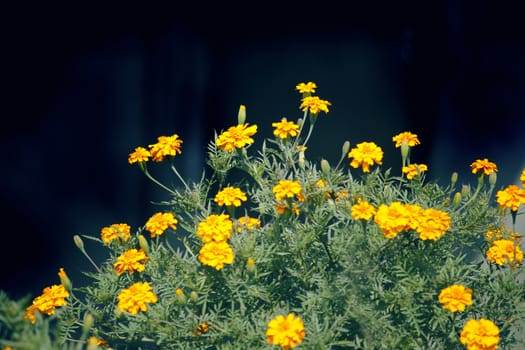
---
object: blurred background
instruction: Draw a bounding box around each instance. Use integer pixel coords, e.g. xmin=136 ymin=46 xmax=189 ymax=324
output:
xmin=1 ymin=2 xmax=524 ymax=299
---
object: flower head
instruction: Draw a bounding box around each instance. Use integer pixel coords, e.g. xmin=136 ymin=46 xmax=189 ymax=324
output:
xmin=392 ymin=131 xmax=420 ymax=148
xmin=266 ymin=313 xmax=306 ymax=350
xmin=100 ymin=223 xmax=131 ymax=245
xmin=299 ymin=96 xmax=331 ymax=115
xmin=413 ymin=208 xmax=451 ymax=241
xmin=272 ymin=118 xmax=300 ymax=139
xmin=373 ymin=202 xmax=412 ymax=239
xmin=148 ymin=134 xmax=183 ymax=162
xmin=117 ymin=281 xmax=158 ymax=315
xmin=236 ymin=216 xmax=261 ymax=232
xmin=438 ymin=284 xmax=473 ymax=312
xmin=145 ymin=212 xmax=178 ymax=238
xmin=496 ymin=185 xmax=525 ymax=212
xmin=486 ymin=239 xmax=523 ymax=266
xmin=24 ymin=285 xmax=70 ymax=324
xmin=216 ymin=123 xmax=258 ymax=152
xmin=470 ymin=158 xmax=498 ymax=176
xmin=128 ymin=146 xmax=151 ymax=164
xmin=351 ymin=200 xmax=376 ymax=221
xmin=402 ymin=163 xmax=428 ymax=180
xmin=273 ymin=180 xmax=304 ymax=202
xmin=460 ymin=318 xmax=499 ymax=350
xmin=114 ymin=249 xmax=149 ymax=275
xmin=196 ymin=214 xmax=233 ymax=243
xmin=214 ymin=186 xmax=247 ymax=207
xmin=520 ymin=168 xmax=525 ymax=187
xmin=295 ymin=82 xmax=317 ymax=94
xmin=198 ymin=240 xmax=235 ymax=270
xmin=348 ymin=142 xmax=383 ymax=173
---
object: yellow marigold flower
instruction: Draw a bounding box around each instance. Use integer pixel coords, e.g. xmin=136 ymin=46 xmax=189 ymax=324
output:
xmin=496 ymin=185 xmax=525 ymax=212
xmin=295 ymin=81 xmax=317 ymax=94
xmin=117 ymin=281 xmax=158 ymax=315
xmin=236 ymin=216 xmax=261 ymax=232
xmin=148 ymin=134 xmax=183 ymax=162
xmin=128 ymin=146 xmax=151 ymax=164
xmin=215 ymin=123 xmax=258 ymax=152
xmin=194 ymin=322 xmax=209 ymax=336
xmin=520 ymin=168 xmax=525 ymax=187
xmin=299 ymin=96 xmax=331 ymax=114
xmin=23 ymin=285 xmax=70 ymax=324
xmin=351 ymin=201 xmax=376 ymax=221
xmin=392 ymin=131 xmax=420 ymax=148
xmin=266 ymin=313 xmax=305 ymax=350
xmin=413 ymin=208 xmax=451 ymax=241
xmin=470 ymin=158 xmax=498 ymax=176
xmin=88 ymin=337 xmax=109 ymax=346
xmin=402 ymin=163 xmax=428 ymax=180
xmin=198 ymin=241 xmax=235 ymax=270
xmin=438 ymin=284 xmax=473 ymax=312
xmin=197 ymin=214 xmax=233 ymax=243
xmin=273 ymin=179 xmax=303 ymax=202
xmin=486 ymin=239 xmax=523 ymax=266
xmin=348 ymin=142 xmax=384 ymax=173
xmin=58 ymin=267 xmax=72 ymax=291
xmin=275 ymin=202 xmax=301 ymax=216
xmin=214 ymin=186 xmax=247 ymax=207
xmin=145 ymin=212 xmax=178 ymax=238
xmin=374 ymin=202 xmax=411 ymax=239
xmin=460 ymin=318 xmax=499 ymax=350
xmin=272 ymin=118 xmax=300 ymax=139
xmin=100 ymin=223 xmax=131 ymax=245
xmin=114 ymin=249 xmax=149 ymax=275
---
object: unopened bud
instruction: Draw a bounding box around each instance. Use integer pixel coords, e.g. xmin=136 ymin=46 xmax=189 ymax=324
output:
xmin=73 ymin=235 xmax=84 ymax=251
xmin=190 ymin=291 xmax=198 ymax=302
xmin=58 ymin=268 xmax=72 ymax=291
xmin=489 ymin=172 xmax=497 ymax=187
xmin=114 ymin=307 xmax=123 ymax=318
xmin=83 ymin=313 xmax=95 ymax=334
xmin=246 ymin=257 xmax=256 ymax=274
xmin=321 ymin=159 xmax=331 ymax=175
xmin=452 ymin=192 xmax=462 ymax=207
xmin=461 ymin=184 xmax=470 ymax=197
xmin=237 ymin=105 xmax=246 ymax=125
xmin=401 ymin=141 xmax=410 ymax=165
xmin=175 ymin=288 xmax=187 ymax=304
xmin=451 ymin=172 xmax=458 ymax=187
xmin=297 ymin=118 xmax=304 ymax=128
xmin=341 ymin=141 xmax=351 ymax=157
xmin=138 ymin=234 xmax=149 ymax=254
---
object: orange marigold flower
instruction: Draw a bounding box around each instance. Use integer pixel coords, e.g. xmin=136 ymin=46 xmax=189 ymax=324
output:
xmin=23 ymin=285 xmax=70 ymax=324
xmin=128 ymin=146 xmax=151 ymax=164
xmin=496 ymin=185 xmax=525 ymax=212
xmin=266 ymin=313 xmax=305 ymax=350
xmin=148 ymin=134 xmax=183 ymax=162
xmin=470 ymin=158 xmax=498 ymax=176
xmin=216 ymin=123 xmax=258 ymax=152
xmin=272 ymin=118 xmax=300 ymax=139
xmin=88 ymin=337 xmax=109 ymax=346
xmin=101 ymin=223 xmax=131 ymax=245
xmin=351 ymin=201 xmax=376 ymax=221
xmin=114 ymin=249 xmax=149 ymax=275
xmin=413 ymin=208 xmax=451 ymax=241
xmin=275 ymin=202 xmax=301 ymax=216
xmin=299 ymin=96 xmax=331 ymax=114
xmin=198 ymin=240 xmax=235 ymax=270
xmin=348 ymin=142 xmax=384 ymax=173
xmin=194 ymin=322 xmax=210 ymax=335
xmin=486 ymin=239 xmax=523 ymax=266
xmin=392 ymin=131 xmax=420 ymax=148
xmin=236 ymin=216 xmax=261 ymax=232
xmin=460 ymin=318 xmax=499 ymax=350
xmin=295 ymin=81 xmax=317 ymax=94
xmin=374 ymin=202 xmax=411 ymax=239
xmin=197 ymin=214 xmax=233 ymax=243
xmin=438 ymin=284 xmax=473 ymax=312
xmin=145 ymin=212 xmax=178 ymax=238
xmin=402 ymin=163 xmax=428 ymax=180
xmin=273 ymin=180 xmax=303 ymax=202
xmin=117 ymin=281 xmax=158 ymax=315
xmin=214 ymin=186 xmax=247 ymax=207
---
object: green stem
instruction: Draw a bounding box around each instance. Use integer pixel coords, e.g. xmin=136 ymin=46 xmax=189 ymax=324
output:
xmin=143 ymin=168 xmax=178 ymax=196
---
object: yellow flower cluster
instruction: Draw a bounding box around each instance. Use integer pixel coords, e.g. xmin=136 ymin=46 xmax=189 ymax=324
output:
xmin=214 ymin=186 xmax=247 ymax=207
xmin=100 ymin=223 xmax=131 ymax=244
xmin=496 ymin=184 xmax=525 ymax=212
xmin=197 ymin=214 xmax=235 ymax=270
xmin=117 ymin=281 xmax=158 ymax=315
xmin=273 ymin=179 xmax=305 ymax=215
xmin=145 ymin=212 xmax=178 ymax=238
xmin=347 ymin=141 xmax=384 ymax=173
xmin=486 ymin=239 xmax=523 ymax=266
xmin=460 ymin=318 xmax=500 ymax=350
xmin=299 ymin=96 xmax=331 ymax=115
xmin=24 ymin=280 xmax=70 ymax=324
xmin=236 ymin=216 xmax=261 ymax=232
xmin=350 ymin=200 xmax=376 ymax=221
xmin=127 ymin=133 xmax=183 ymax=164
xmin=438 ymin=284 xmax=473 ymax=312
xmin=266 ymin=313 xmax=305 ymax=350
xmin=215 ymin=123 xmax=258 ymax=152
xmin=114 ymin=248 xmax=149 ymax=275
xmin=402 ymin=163 xmax=428 ymax=180
xmin=272 ymin=118 xmax=300 ymax=139
xmin=470 ymin=158 xmax=498 ymax=176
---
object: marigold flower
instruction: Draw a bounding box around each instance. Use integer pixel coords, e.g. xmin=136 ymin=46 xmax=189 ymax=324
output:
xmin=413 ymin=208 xmax=451 ymax=241
xmin=216 ymin=123 xmax=258 ymax=152
xmin=198 ymin=240 xmax=235 ymax=270
xmin=460 ymin=318 xmax=499 ymax=350
xmin=114 ymin=249 xmax=149 ymax=275
xmin=24 ymin=285 xmax=70 ymax=324
xmin=273 ymin=180 xmax=303 ymax=202
xmin=402 ymin=163 xmax=428 ymax=180
xmin=128 ymin=146 xmax=151 ymax=164
xmin=470 ymin=158 xmax=498 ymax=176
xmin=196 ymin=214 xmax=233 ymax=243
xmin=348 ymin=142 xmax=384 ymax=173
xmin=236 ymin=216 xmax=261 ymax=232
xmin=392 ymin=131 xmax=420 ymax=148
xmin=299 ymin=96 xmax=331 ymax=114
xmin=145 ymin=212 xmax=178 ymax=238
xmin=214 ymin=186 xmax=247 ymax=207
xmin=272 ymin=118 xmax=300 ymax=139
xmin=496 ymin=185 xmax=525 ymax=212
xmin=148 ymin=134 xmax=183 ymax=162
xmin=520 ymin=168 xmax=525 ymax=187
xmin=275 ymin=202 xmax=301 ymax=216
xmin=100 ymin=223 xmax=131 ymax=245
xmin=486 ymin=239 xmax=523 ymax=266
xmin=88 ymin=337 xmax=109 ymax=346
xmin=194 ymin=322 xmax=209 ymax=336
xmin=117 ymin=281 xmax=158 ymax=315
xmin=351 ymin=201 xmax=376 ymax=221
xmin=438 ymin=284 xmax=473 ymax=312
xmin=374 ymin=202 xmax=411 ymax=239
xmin=266 ymin=313 xmax=305 ymax=350
xmin=58 ymin=267 xmax=72 ymax=291
xmin=295 ymin=81 xmax=317 ymax=94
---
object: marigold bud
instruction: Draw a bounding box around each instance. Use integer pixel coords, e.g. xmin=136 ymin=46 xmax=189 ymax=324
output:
xmin=190 ymin=291 xmax=198 ymax=302
xmin=176 ymin=288 xmax=187 ymax=304
xmin=237 ymin=104 xmax=246 ymax=125
xmin=83 ymin=312 xmax=95 ymax=334
xmin=489 ymin=172 xmax=497 ymax=187
xmin=451 ymin=172 xmax=458 ymax=187
xmin=58 ymin=268 xmax=72 ymax=291
xmin=461 ymin=184 xmax=470 ymax=197
xmin=246 ymin=257 xmax=256 ymax=274
xmin=138 ymin=234 xmax=150 ymax=254
xmin=401 ymin=141 xmax=410 ymax=165
xmin=297 ymin=118 xmax=304 ymax=128
xmin=341 ymin=141 xmax=351 ymax=157
xmin=73 ymin=235 xmax=85 ymax=251
xmin=452 ymin=192 xmax=462 ymax=207
xmin=321 ymin=159 xmax=331 ymax=175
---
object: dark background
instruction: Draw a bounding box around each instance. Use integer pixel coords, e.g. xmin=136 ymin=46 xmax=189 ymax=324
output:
xmin=2 ymin=2 xmax=524 ymax=299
